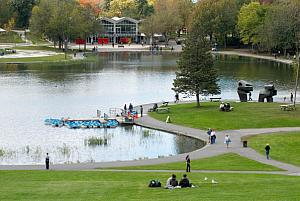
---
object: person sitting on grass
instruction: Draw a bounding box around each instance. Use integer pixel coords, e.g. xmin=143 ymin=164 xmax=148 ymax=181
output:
xmin=219 ymin=102 xmax=225 ymax=111
xmin=165 ymin=174 xmax=178 ymax=188
xmin=179 ymin=174 xmax=191 ymax=188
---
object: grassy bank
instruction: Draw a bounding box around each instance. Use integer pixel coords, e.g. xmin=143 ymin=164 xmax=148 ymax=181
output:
xmin=0 ymin=54 xmax=70 ymax=63
xmin=149 ymin=102 xmax=300 ymax=130
xmin=0 ymin=170 xmax=299 ymax=201
xmin=247 ymin=132 xmax=300 ymax=167
xmin=109 ymin=153 xmax=281 ymax=171
xmin=0 ymin=32 xmax=23 ymax=43
xmin=15 ymin=45 xmax=66 ymax=53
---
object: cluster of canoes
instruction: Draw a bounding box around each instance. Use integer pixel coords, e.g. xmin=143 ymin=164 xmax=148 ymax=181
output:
xmin=44 ymin=118 xmax=119 ymax=129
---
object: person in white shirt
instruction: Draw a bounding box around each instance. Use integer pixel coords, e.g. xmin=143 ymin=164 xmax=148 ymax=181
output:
xmin=224 ymin=135 xmax=231 ymax=148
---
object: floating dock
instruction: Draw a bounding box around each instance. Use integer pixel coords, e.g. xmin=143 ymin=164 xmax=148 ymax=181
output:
xmin=45 ymin=108 xmax=136 ymax=129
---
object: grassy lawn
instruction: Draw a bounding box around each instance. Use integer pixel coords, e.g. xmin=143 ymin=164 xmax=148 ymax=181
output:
xmin=0 ymin=170 xmax=299 ymax=201
xmin=25 ymin=33 xmax=48 ymax=44
xmin=247 ymin=132 xmax=300 ymax=167
xmin=0 ymin=32 xmax=23 ymax=43
xmin=15 ymin=45 xmax=66 ymax=53
xmin=149 ymin=102 xmax=300 ymax=130
xmin=0 ymin=54 xmax=70 ymax=63
xmin=110 ymin=153 xmax=281 ymax=171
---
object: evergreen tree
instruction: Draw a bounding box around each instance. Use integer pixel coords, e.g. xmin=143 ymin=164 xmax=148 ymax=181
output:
xmin=173 ymin=32 xmax=220 ymax=107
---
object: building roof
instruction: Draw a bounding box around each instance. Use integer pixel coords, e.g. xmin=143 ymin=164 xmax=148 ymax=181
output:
xmin=100 ymin=17 xmax=140 ymax=24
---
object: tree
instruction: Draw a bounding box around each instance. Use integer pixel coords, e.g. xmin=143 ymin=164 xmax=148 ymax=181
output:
xmin=237 ymin=2 xmax=267 ymax=46
xmin=140 ymin=0 xmax=186 ymax=44
xmin=30 ymin=0 xmax=101 ymax=50
xmin=258 ymin=0 xmax=300 ymax=55
xmin=191 ymin=0 xmax=238 ymax=47
xmin=190 ymin=0 xmax=218 ymax=42
xmin=214 ymin=0 xmax=238 ymax=48
xmin=9 ymin=0 xmax=36 ymax=28
xmin=0 ymin=0 xmax=14 ymax=27
xmin=103 ymin=0 xmax=137 ymax=17
xmin=173 ymin=30 xmax=220 ymax=107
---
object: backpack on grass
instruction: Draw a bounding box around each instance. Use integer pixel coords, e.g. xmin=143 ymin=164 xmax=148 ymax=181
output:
xmin=148 ymin=180 xmax=161 ymax=187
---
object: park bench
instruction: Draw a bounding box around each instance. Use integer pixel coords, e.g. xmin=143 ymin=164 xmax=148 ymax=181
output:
xmin=156 ymin=107 xmax=170 ymax=113
xmin=280 ymin=104 xmax=295 ymax=111
xmin=210 ymin=97 xmax=222 ymax=102
xmin=118 ymin=45 xmax=124 ymax=48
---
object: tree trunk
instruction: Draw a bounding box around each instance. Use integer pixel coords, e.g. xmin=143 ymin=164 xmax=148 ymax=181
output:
xmin=224 ymin=35 xmax=227 ymax=49
xmin=196 ymin=93 xmax=200 ymax=107
xmin=59 ymin=40 xmax=62 ymax=49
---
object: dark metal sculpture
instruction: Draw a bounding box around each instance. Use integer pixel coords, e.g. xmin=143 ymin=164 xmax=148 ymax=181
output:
xmin=237 ymin=80 xmax=253 ymax=102
xmin=258 ymin=84 xmax=277 ymax=102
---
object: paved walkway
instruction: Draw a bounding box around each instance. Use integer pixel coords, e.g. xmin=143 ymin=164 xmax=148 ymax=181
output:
xmin=1 ymin=102 xmax=300 ymax=176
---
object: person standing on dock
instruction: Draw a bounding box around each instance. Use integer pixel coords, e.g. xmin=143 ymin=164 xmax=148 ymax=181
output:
xmin=45 ymin=153 xmax=50 ymax=170
xmin=140 ymin=105 xmax=143 ymax=117
xmin=129 ymin=103 xmax=133 ymax=112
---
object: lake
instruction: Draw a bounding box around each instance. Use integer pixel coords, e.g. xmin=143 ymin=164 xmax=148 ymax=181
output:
xmin=0 ymin=52 xmax=296 ymax=164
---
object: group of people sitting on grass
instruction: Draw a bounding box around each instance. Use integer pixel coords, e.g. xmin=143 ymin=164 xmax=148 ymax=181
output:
xmin=165 ymin=174 xmax=193 ymax=189
xmin=219 ymin=102 xmax=233 ymax=112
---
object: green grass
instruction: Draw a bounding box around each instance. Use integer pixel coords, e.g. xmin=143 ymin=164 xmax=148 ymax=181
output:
xmin=0 ymin=32 xmax=23 ymax=43
xmin=25 ymin=33 xmax=48 ymax=44
xmin=149 ymin=102 xmax=300 ymax=130
xmin=0 ymin=54 xmax=70 ymax=63
xmin=109 ymin=153 xmax=281 ymax=171
xmin=247 ymin=132 xmax=300 ymax=167
xmin=15 ymin=45 xmax=65 ymax=53
xmin=0 ymin=170 xmax=299 ymax=201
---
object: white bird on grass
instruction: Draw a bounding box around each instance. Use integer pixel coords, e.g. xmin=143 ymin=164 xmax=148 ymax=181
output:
xmin=211 ymin=179 xmax=218 ymax=184
xmin=204 ymin=177 xmax=208 ymax=181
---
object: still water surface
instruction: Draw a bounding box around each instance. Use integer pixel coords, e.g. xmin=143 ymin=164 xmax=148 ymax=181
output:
xmin=0 ymin=52 xmax=296 ymax=164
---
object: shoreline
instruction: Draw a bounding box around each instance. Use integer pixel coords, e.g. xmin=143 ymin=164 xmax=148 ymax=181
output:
xmin=0 ymin=46 xmax=295 ymax=65
xmin=1 ymin=101 xmax=300 ymax=174
xmin=213 ymin=50 xmax=293 ymax=65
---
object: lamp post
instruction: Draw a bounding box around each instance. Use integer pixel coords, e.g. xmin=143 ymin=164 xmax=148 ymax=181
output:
xmin=293 ymin=53 xmax=300 ymax=108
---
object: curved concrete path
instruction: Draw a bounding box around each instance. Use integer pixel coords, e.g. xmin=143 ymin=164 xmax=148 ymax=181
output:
xmin=1 ymin=102 xmax=300 ymax=176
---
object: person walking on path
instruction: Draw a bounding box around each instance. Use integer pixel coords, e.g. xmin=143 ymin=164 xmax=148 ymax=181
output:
xmin=211 ymin=129 xmax=216 ymax=144
xmin=290 ymin=93 xmax=294 ymax=103
xmin=45 ymin=153 xmax=50 ymax=170
xmin=186 ymin=155 xmax=191 ymax=172
xmin=140 ymin=105 xmax=143 ymax=117
xmin=224 ymin=135 xmax=231 ymax=148
xmin=265 ymin=144 xmax=271 ymax=160
xmin=207 ymin=128 xmax=212 ymax=144
xmin=249 ymin=92 xmax=252 ymax=101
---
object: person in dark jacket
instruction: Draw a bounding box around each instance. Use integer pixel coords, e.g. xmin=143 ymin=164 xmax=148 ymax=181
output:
xmin=45 ymin=153 xmax=50 ymax=170
xmin=140 ymin=105 xmax=143 ymax=117
xmin=265 ymin=144 xmax=271 ymax=160
xmin=186 ymin=155 xmax=191 ymax=172
xmin=179 ymin=174 xmax=191 ymax=188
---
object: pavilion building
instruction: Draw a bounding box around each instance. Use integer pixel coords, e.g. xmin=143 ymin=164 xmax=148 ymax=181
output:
xmin=86 ymin=17 xmax=142 ymax=44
